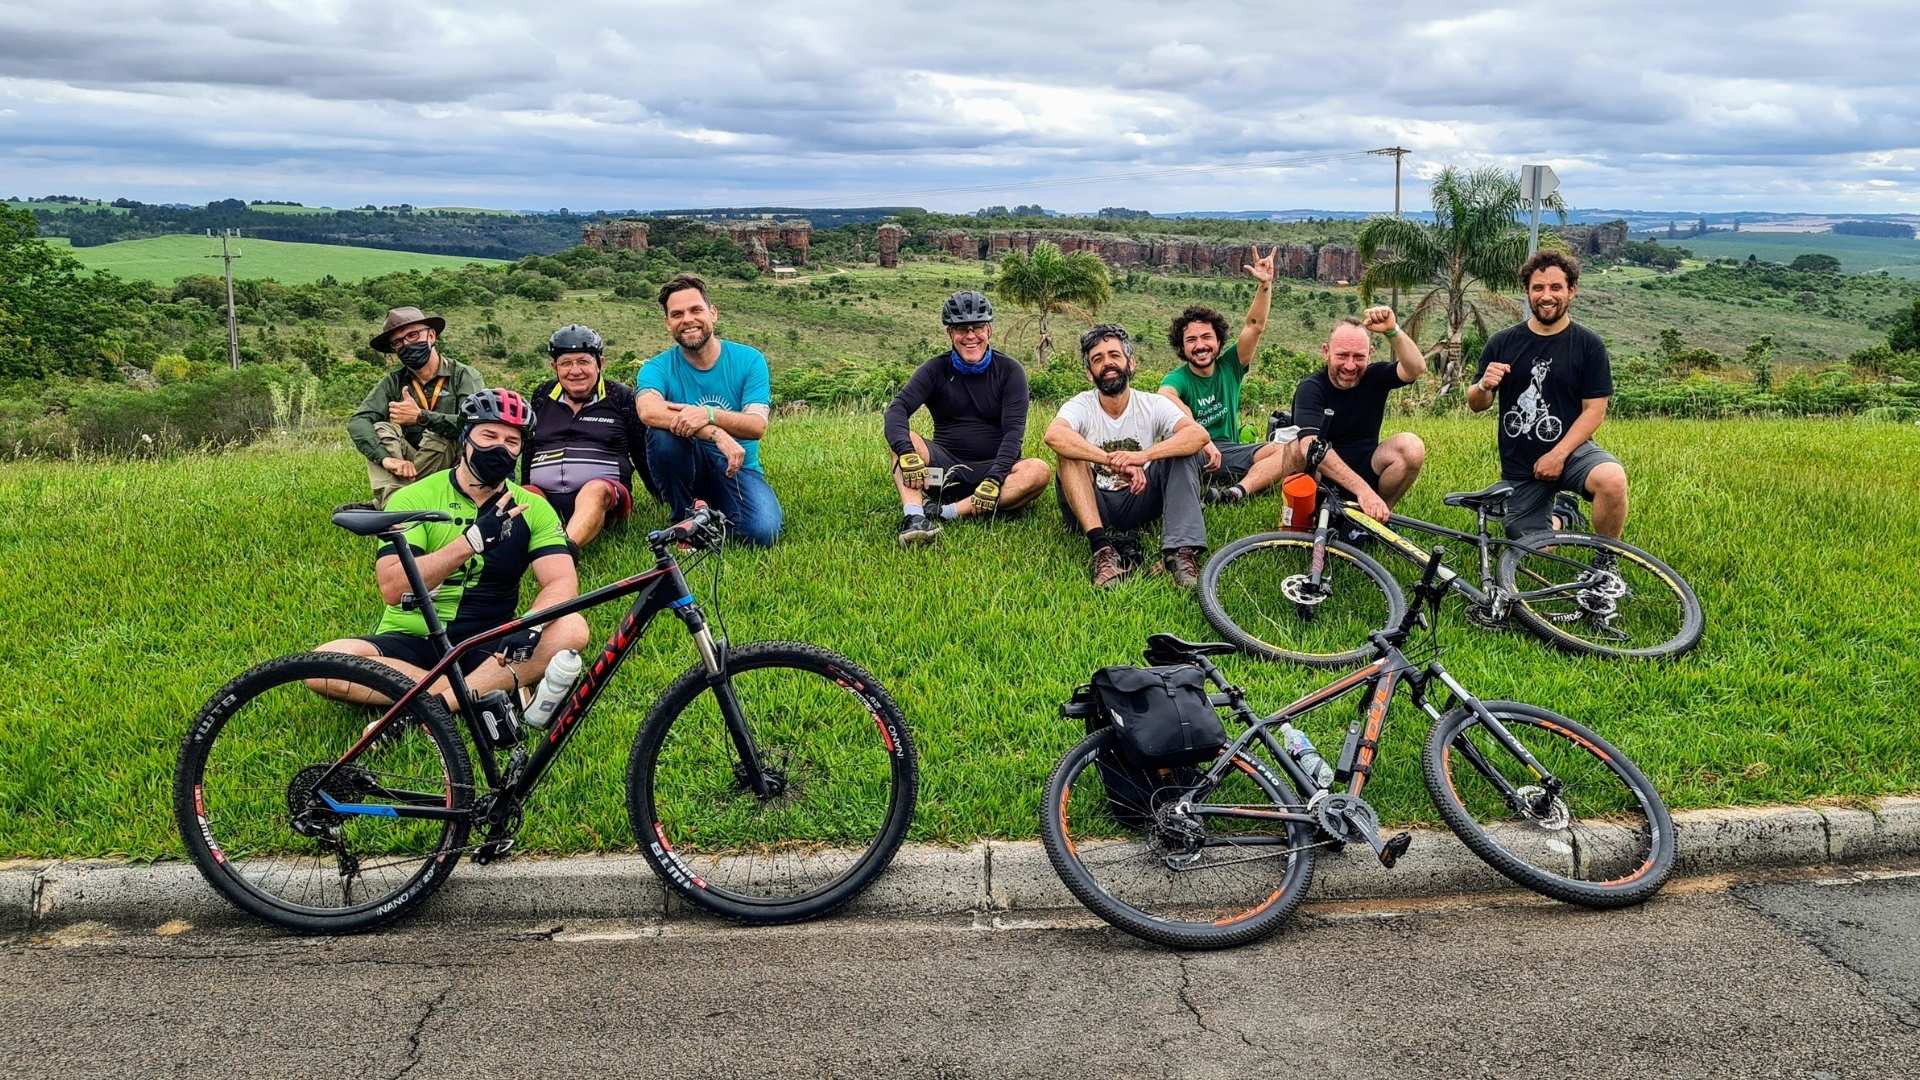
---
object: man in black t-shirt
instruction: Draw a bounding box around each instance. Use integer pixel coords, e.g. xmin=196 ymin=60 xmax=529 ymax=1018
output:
xmin=1469 ymin=251 xmax=1629 ymax=539
xmin=1291 ymin=307 xmax=1428 ymax=526
xmin=521 ymin=324 xmax=655 ymax=549
xmin=883 ymin=291 xmax=1053 ymax=545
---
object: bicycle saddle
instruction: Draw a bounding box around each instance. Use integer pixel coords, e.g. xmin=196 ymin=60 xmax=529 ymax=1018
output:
xmin=1442 ymin=483 xmax=1515 ymax=512
xmin=331 ymin=509 xmax=452 ymax=536
xmin=1145 ymin=633 xmax=1237 ymax=663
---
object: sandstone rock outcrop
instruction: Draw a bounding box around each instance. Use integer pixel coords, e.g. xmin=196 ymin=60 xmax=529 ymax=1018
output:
xmin=1555 ymin=219 xmax=1628 ymax=259
xmin=918 ymin=228 xmax=1360 ymax=282
xmin=705 ymin=220 xmax=812 ymax=271
xmin=581 ymin=219 xmax=649 ymax=252
xmin=876 ymin=223 xmax=904 ymax=268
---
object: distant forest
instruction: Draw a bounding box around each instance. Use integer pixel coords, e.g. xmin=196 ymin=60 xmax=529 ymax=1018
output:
xmin=1833 ymin=220 xmax=1916 ymax=239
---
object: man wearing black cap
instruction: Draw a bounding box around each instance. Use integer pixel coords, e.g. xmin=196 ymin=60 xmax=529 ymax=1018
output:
xmin=883 ymin=290 xmax=1053 ymax=545
xmin=522 ymin=323 xmax=654 ymax=549
xmin=345 ymin=306 xmax=484 ymax=508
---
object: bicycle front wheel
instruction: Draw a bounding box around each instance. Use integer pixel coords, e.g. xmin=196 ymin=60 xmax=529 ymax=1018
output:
xmin=1498 ymin=531 xmax=1703 ymax=659
xmin=172 ymin=652 xmax=475 ymax=933
xmin=1040 ymin=728 xmax=1317 ymax=950
xmin=1422 ymin=700 xmax=1674 ymax=907
xmin=1200 ymin=531 xmax=1407 ymax=667
xmin=627 ymin=642 xmax=918 ymax=924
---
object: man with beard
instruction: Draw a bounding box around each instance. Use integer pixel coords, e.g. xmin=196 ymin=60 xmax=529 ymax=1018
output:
xmin=636 ymin=274 xmax=782 ymax=547
xmin=522 ymin=324 xmax=654 ymax=549
xmin=1468 ymin=251 xmax=1628 ymax=541
xmin=1156 ymin=246 xmax=1299 ymax=503
xmin=345 ymin=306 xmax=484 ymax=509
xmin=1046 ymin=325 xmax=1210 ymax=588
xmin=885 ymin=290 xmax=1053 ymax=545
xmin=1290 ymin=307 xmax=1429 ymax=529
xmin=313 ymin=388 xmax=590 ymax=720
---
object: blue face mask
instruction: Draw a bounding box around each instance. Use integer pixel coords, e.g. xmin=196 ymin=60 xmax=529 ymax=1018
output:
xmin=950 ymin=348 xmax=992 ymax=375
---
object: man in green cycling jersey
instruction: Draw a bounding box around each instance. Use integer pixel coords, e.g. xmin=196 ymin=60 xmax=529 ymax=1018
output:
xmin=313 ymin=388 xmax=590 ymax=714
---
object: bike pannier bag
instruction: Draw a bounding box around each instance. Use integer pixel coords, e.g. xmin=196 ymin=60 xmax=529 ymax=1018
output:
xmin=1090 ymin=665 xmax=1228 ymax=768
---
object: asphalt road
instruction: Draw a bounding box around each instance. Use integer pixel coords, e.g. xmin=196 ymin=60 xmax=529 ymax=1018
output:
xmin=2 ymin=869 xmax=1916 ymax=1080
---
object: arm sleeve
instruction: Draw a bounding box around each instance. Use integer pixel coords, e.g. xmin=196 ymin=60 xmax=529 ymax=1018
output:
xmin=1149 ymin=392 xmax=1185 ymax=442
xmin=883 ymin=361 xmax=937 ymax=457
xmin=989 ymin=360 xmax=1030 ymax=482
xmin=1581 ymin=332 xmax=1613 ymax=398
xmin=1053 ymin=394 xmax=1089 ymax=439
xmin=743 ymin=350 xmax=773 ymax=408
xmin=347 ymin=377 xmax=392 ymax=462
xmin=1291 ymin=378 xmax=1327 ymax=435
xmin=635 ymin=358 xmax=669 ymax=401
xmin=523 ymin=495 xmax=574 ymax=560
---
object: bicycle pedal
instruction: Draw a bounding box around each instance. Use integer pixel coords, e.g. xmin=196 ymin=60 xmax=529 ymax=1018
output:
xmin=1377 ymin=831 xmax=1413 ymax=869
xmin=473 ymin=838 xmax=516 ymax=865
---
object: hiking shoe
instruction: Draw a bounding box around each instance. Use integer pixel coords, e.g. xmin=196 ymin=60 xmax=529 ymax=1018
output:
xmin=332 ymin=501 xmax=378 ymax=515
xmin=1552 ymin=492 xmax=1587 ymax=532
xmin=1203 ymin=484 xmax=1245 ymax=506
xmin=1163 ymin=546 xmax=1204 ymax=589
xmin=898 ymin=513 xmax=942 ymax=546
xmin=1091 ymin=544 xmax=1131 ymax=587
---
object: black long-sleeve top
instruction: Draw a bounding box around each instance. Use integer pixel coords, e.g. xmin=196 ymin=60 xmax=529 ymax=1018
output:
xmin=882 ymin=350 xmax=1030 ymax=483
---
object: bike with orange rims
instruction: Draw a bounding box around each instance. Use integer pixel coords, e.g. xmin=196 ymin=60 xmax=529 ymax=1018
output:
xmin=1039 ymin=547 xmax=1674 ymax=950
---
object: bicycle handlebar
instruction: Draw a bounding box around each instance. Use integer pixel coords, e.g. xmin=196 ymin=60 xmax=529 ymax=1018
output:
xmin=647 ymin=501 xmax=732 ymax=551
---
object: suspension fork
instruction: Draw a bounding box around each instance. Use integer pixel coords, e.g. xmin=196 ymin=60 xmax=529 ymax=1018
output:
xmin=671 ymin=567 xmax=776 ymax=799
xmin=1431 ymin=666 xmax=1560 ymax=811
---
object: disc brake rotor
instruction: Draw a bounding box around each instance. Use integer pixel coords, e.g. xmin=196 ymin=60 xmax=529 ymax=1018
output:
xmin=1281 ymin=574 xmax=1331 ymax=606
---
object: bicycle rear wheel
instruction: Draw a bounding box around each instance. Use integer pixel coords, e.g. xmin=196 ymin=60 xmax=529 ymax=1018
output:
xmin=627 ymin=642 xmax=917 ymax=924
xmin=172 ymin=652 xmax=474 ymax=933
xmin=1199 ymin=531 xmax=1407 ymax=667
xmin=1040 ymin=728 xmax=1317 ymax=950
xmin=1421 ymin=700 xmax=1673 ymax=907
xmin=1498 ymin=532 xmax=1703 ymax=659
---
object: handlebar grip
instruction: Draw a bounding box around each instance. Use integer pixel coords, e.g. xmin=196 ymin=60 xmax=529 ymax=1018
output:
xmin=1419 ymin=546 xmax=1446 ymax=588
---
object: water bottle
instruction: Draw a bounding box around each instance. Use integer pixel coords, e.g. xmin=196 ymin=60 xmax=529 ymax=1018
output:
xmin=1279 ymin=722 xmax=1335 ymax=787
xmin=521 ymin=649 xmax=582 ymax=730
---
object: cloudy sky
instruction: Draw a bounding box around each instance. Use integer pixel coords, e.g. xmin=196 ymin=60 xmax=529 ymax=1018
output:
xmin=2 ymin=1 xmax=1914 ymax=215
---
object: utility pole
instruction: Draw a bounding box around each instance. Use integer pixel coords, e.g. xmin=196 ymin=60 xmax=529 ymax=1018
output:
xmin=1369 ymin=146 xmax=1410 ymax=310
xmin=206 ymin=229 xmax=242 ymax=369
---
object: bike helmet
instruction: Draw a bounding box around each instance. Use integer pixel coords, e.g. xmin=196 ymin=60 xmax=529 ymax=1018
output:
xmin=461 ymin=387 xmax=537 ymax=436
xmin=941 ymin=290 xmax=994 ymax=326
xmin=548 ymin=324 xmax=605 ymax=359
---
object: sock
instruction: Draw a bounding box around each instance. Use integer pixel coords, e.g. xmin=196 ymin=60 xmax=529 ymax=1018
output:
xmin=1224 ymin=484 xmax=1247 ymax=503
xmin=902 ymin=498 xmax=923 ymax=517
xmin=939 ymin=502 xmax=962 ymax=520
xmin=1087 ymin=527 xmax=1109 ymax=554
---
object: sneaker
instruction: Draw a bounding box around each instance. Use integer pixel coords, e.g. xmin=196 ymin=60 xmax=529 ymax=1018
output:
xmin=898 ymin=513 xmax=942 ymax=546
xmin=1163 ymin=546 xmax=1204 ymax=588
xmin=1091 ymin=544 xmax=1131 ymax=587
xmin=332 ymin=501 xmax=378 ymax=515
xmin=1552 ymin=492 xmax=1587 ymax=532
xmin=1203 ymin=485 xmax=1245 ymax=506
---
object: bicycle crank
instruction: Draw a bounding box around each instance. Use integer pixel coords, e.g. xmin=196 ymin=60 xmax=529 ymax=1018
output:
xmin=1313 ymin=792 xmax=1413 ymax=868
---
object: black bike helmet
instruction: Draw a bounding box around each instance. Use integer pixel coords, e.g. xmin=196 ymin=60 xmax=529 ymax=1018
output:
xmin=941 ymin=290 xmax=994 ymax=326
xmin=548 ymin=324 xmax=605 ymax=359
xmin=461 ymin=387 xmax=537 ymax=436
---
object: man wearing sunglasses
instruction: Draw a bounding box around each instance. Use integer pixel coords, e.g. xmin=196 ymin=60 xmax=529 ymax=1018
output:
xmin=885 ymin=290 xmax=1053 ymax=545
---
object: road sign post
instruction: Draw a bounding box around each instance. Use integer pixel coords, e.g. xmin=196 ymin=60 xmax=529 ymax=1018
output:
xmin=1523 ymin=164 xmax=1558 ymax=258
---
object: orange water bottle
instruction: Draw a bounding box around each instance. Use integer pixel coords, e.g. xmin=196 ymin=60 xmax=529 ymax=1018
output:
xmin=1281 ymin=473 xmax=1318 ymax=532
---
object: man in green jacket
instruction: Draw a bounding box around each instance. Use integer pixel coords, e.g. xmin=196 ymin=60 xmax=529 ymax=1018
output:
xmin=344 ymin=307 xmax=484 ymax=508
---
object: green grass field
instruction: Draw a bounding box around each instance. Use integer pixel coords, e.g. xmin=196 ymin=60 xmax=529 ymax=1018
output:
xmin=1655 ymin=231 xmax=1920 ymax=279
xmin=2 ymin=413 xmax=1916 ymax=859
xmin=3 ymin=198 xmax=127 ymax=215
xmin=50 ymin=234 xmax=510 ymax=284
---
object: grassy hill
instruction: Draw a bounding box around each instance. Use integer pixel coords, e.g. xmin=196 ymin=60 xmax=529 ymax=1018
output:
xmin=1 ymin=414 xmax=1916 ymax=858
xmin=1654 ymin=231 xmax=1920 ymax=279
xmin=51 ymin=234 xmax=511 ymax=284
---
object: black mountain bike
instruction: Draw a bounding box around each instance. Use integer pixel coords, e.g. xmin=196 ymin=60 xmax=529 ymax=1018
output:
xmin=1042 ymin=549 xmax=1676 ymax=950
xmin=174 ymin=504 xmax=918 ymax=933
xmin=1199 ymin=445 xmax=1703 ymax=666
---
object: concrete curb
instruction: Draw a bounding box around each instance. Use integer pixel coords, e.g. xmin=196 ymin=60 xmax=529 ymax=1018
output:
xmin=10 ymin=798 xmax=1919 ymax=931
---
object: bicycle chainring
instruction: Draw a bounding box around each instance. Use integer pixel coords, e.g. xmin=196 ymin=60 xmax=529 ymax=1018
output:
xmin=1312 ymin=792 xmax=1381 ymax=845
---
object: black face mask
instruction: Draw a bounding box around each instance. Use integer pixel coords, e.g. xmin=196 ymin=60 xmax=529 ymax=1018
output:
xmin=465 ymin=441 xmax=517 ymax=488
xmin=397 ymin=340 xmax=433 ymax=371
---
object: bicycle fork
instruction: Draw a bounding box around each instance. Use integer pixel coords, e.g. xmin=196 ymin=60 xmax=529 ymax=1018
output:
xmin=1421 ymin=668 xmax=1563 ymax=820
xmin=682 ymin=607 xmax=783 ymax=800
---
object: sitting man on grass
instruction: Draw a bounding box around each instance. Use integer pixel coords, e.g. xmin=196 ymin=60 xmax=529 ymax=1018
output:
xmin=1046 ymin=324 xmax=1211 ymax=588
xmin=312 ymin=388 xmax=590 ymax=718
xmin=1291 ymin=307 xmax=1428 ymax=534
xmin=885 ymin=289 xmax=1053 ymax=545
xmin=522 ymin=323 xmax=655 ymax=550
xmin=344 ymin=306 xmax=484 ymax=510
xmin=636 ymin=274 xmax=783 ymax=547
xmin=1156 ymin=245 xmax=1301 ymax=504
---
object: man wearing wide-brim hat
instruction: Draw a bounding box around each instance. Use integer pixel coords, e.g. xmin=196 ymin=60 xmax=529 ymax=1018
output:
xmin=343 ymin=306 xmax=485 ymax=509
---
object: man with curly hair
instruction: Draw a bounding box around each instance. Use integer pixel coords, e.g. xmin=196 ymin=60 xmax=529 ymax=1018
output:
xmin=1156 ymin=246 xmax=1301 ymax=504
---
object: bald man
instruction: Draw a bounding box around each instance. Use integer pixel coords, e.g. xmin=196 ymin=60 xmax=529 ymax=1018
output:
xmin=1290 ymin=308 xmax=1428 ymax=527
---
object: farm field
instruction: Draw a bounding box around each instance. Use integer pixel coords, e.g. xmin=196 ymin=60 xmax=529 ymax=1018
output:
xmin=1654 ymin=230 xmax=1920 ymax=278
xmin=50 ymin=234 xmax=511 ymax=284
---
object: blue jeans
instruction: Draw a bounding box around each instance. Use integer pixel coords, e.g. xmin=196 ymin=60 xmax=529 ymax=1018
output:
xmin=645 ymin=429 xmax=783 ymax=547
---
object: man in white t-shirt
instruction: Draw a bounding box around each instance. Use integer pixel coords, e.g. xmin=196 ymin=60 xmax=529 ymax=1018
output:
xmin=1046 ymin=324 xmax=1211 ymax=587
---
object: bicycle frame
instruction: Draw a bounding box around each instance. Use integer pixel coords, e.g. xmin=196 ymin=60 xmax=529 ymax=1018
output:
xmin=311 ymin=527 xmax=753 ymax=824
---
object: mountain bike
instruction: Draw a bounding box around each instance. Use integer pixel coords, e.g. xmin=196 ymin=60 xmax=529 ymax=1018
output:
xmin=173 ymin=504 xmax=918 ymax=933
xmin=1041 ymin=549 xmax=1676 ymax=950
xmin=1198 ymin=443 xmax=1703 ymax=666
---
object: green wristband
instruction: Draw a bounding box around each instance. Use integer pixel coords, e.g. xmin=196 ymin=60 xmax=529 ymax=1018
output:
xmin=705 ymin=405 xmax=717 ymax=426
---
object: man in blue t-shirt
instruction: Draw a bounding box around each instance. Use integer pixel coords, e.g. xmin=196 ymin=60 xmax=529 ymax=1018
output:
xmin=635 ymin=273 xmax=783 ymax=546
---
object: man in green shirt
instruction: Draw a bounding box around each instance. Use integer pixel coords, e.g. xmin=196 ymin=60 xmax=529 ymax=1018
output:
xmin=315 ymin=388 xmax=590 ymax=718
xmin=344 ymin=306 xmax=485 ymax=509
xmin=1157 ymin=247 xmax=1303 ymax=504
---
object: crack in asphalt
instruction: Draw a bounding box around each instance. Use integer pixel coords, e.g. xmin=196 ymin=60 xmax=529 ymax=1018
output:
xmin=1732 ymin=885 xmax=1920 ymax=1035
xmin=390 ymin=978 xmax=456 ymax=1080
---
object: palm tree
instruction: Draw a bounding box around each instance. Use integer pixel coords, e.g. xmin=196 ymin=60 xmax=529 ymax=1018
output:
xmin=993 ymin=241 xmax=1112 ymax=366
xmin=1357 ymin=166 xmax=1566 ymax=396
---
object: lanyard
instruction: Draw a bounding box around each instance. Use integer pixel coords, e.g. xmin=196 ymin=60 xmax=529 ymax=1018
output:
xmin=408 ymin=376 xmax=445 ymax=412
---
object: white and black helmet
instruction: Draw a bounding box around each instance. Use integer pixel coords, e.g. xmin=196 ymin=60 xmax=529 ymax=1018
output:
xmin=548 ymin=323 xmax=605 ymax=359
xmin=941 ymin=290 xmax=994 ymax=326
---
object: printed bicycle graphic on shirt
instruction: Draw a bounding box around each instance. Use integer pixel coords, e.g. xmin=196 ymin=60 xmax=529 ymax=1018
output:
xmin=1501 ymin=360 xmax=1563 ymax=443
